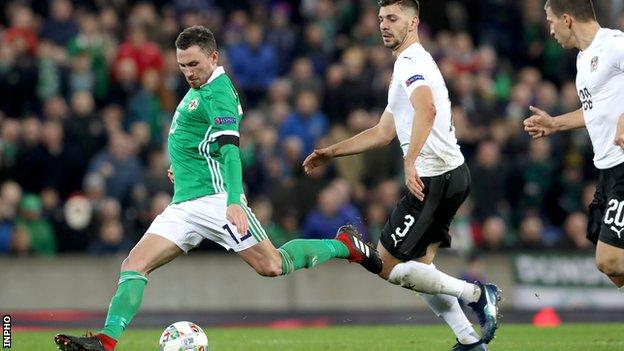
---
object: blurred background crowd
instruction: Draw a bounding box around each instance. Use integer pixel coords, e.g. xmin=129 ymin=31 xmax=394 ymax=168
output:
xmin=1 ymin=0 xmax=623 ymax=257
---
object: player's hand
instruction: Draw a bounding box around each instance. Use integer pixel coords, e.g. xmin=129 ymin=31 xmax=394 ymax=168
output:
xmin=524 ymin=106 xmax=556 ymax=139
xmin=302 ymin=147 xmax=333 ymax=175
xmin=167 ymin=167 xmax=174 ymax=183
xmin=404 ymin=160 xmax=425 ymax=201
xmin=226 ymin=204 xmax=249 ymax=235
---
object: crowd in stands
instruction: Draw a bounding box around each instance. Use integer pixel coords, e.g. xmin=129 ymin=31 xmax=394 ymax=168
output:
xmin=1 ymin=0 xmax=622 ymax=256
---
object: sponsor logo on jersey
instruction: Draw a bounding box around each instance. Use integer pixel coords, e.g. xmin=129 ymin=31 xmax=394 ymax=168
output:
xmin=188 ymin=97 xmax=200 ymax=111
xmin=214 ymin=117 xmax=236 ymax=125
xmin=405 ymin=74 xmax=424 ymax=87
xmin=590 ymin=56 xmax=599 ymax=72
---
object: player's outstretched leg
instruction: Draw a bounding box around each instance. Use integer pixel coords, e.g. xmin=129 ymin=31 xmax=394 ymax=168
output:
xmin=275 ymin=225 xmax=381 ymax=275
xmin=467 ymin=281 xmax=501 ymax=344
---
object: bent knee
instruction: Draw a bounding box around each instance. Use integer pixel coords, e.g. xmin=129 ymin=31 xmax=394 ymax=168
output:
xmin=254 ymin=260 xmax=282 ymax=277
xmin=596 ymin=258 xmax=624 ymax=277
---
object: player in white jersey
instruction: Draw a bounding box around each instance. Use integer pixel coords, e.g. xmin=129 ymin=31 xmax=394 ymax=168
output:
xmin=525 ymin=0 xmax=624 ymax=293
xmin=303 ymin=1 xmax=500 ymax=350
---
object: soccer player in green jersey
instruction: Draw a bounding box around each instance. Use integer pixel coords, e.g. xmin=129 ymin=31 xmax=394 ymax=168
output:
xmin=54 ymin=26 xmax=381 ymax=351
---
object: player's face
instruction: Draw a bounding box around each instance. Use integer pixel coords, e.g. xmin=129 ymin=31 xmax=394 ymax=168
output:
xmin=545 ymin=6 xmax=575 ymax=49
xmin=176 ymin=45 xmax=218 ymax=89
xmin=378 ymin=4 xmax=416 ymax=50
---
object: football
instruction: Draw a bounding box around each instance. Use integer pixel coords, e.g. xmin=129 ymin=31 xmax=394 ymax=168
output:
xmin=158 ymin=321 xmax=208 ymax=351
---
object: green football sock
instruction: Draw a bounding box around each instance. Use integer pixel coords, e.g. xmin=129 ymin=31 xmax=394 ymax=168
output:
xmin=100 ymin=271 xmax=148 ymax=340
xmin=278 ymin=239 xmax=350 ymax=275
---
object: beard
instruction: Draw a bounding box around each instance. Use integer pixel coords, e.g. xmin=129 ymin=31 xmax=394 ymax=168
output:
xmin=383 ymin=37 xmax=401 ymax=49
xmin=382 ymin=28 xmax=407 ymax=50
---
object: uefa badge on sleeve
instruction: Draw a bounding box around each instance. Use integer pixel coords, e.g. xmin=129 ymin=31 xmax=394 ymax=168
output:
xmin=591 ymin=56 xmax=599 ymax=72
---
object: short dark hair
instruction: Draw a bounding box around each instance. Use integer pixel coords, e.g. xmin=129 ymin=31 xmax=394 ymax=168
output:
xmin=378 ymin=0 xmax=419 ymax=16
xmin=175 ymin=26 xmax=217 ymax=53
xmin=545 ymin=0 xmax=596 ymax=22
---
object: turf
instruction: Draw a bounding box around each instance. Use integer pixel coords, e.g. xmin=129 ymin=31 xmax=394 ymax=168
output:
xmin=15 ymin=323 xmax=624 ymax=350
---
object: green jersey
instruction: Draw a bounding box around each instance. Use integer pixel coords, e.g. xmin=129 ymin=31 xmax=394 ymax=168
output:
xmin=168 ymin=67 xmax=243 ymax=204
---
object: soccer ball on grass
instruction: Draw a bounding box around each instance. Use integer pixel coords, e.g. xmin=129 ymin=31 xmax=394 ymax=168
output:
xmin=159 ymin=321 xmax=208 ymax=351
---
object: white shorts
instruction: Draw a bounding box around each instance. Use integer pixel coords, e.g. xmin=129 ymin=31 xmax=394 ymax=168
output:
xmin=146 ymin=193 xmax=269 ymax=253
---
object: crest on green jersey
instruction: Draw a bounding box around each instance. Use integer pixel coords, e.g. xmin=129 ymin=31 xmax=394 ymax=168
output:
xmin=188 ymin=97 xmax=200 ymax=111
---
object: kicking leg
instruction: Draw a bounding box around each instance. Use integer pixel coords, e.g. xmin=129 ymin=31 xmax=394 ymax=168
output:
xmin=238 ymin=232 xmax=350 ymax=276
xmin=55 ymin=233 xmax=183 ymax=351
xmin=238 ymin=225 xmax=380 ymax=276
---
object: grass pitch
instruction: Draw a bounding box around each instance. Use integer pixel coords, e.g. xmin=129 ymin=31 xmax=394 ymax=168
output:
xmin=16 ymin=323 xmax=624 ymax=350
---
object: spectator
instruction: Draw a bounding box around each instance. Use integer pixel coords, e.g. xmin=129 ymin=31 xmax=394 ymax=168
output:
xmin=227 ymin=22 xmax=277 ymax=107
xmin=88 ymin=220 xmax=132 ymax=256
xmin=251 ymin=197 xmax=292 ymax=247
xmin=555 ymin=212 xmax=592 ymax=251
xmin=302 ymin=186 xmax=362 ymax=240
xmin=480 ymin=216 xmax=512 ymax=252
xmin=517 ymin=214 xmax=546 ymax=250
xmin=114 ymin=24 xmax=164 ymax=80
xmin=67 ymin=11 xmax=114 ymax=101
xmin=265 ymin=4 xmax=297 ymax=75
xmin=86 ymin=132 xmax=142 ymax=204
xmin=365 ymin=202 xmax=386 ymax=243
xmin=0 ymin=202 xmax=14 ymax=254
xmin=470 ymin=140 xmax=510 ymax=220
xmin=519 ymin=138 xmax=555 ymax=214
xmin=15 ymin=194 xmax=56 ymax=256
xmin=0 ymin=118 xmax=20 ymax=181
xmin=127 ymin=68 xmax=165 ymax=145
xmin=278 ymin=89 xmax=328 ymax=154
xmin=40 ymin=0 xmax=79 ymax=46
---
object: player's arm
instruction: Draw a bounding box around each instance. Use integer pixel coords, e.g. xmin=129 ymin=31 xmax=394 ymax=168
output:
xmin=219 ymin=133 xmax=249 ymax=235
xmin=206 ymin=91 xmax=248 ymax=235
xmin=302 ymin=110 xmax=396 ymax=174
xmin=613 ymin=37 xmax=624 ymax=148
xmin=403 ymin=86 xmax=436 ymax=201
xmin=614 ymin=113 xmax=624 ymax=148
xmin=524 ymin=106 xmax=585 ymax=138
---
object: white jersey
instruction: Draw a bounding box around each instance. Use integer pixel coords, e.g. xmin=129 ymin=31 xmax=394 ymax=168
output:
xmin=576 ymin=28 xmax=624 ymax=169
xmin=386 ymin=43 xmax=464 ymax=177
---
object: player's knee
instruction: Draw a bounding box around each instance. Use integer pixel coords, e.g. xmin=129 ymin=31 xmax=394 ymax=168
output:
xmin=121 ymin=256 xmax=149 ymax=276
xmin=254 ymin=259 xmax=282 ymax=277
xmin=255 ymin=265 xmax=281 ymax=277
xmin=596 ymin=257 xmax=624 ymax=277
xmin=388 ymin=261 xmax=439 ymax=293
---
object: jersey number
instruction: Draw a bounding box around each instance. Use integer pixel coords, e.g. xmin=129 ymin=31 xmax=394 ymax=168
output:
xmin=605 ymin=199 xmax=624 ymax=227
xmin=223 ymin=224 xmax=251 ymax=244
xmin=579 ymin=87 xmax=593 ymax=111
xmin=391 ymin=214 xmax=415 ymax=247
